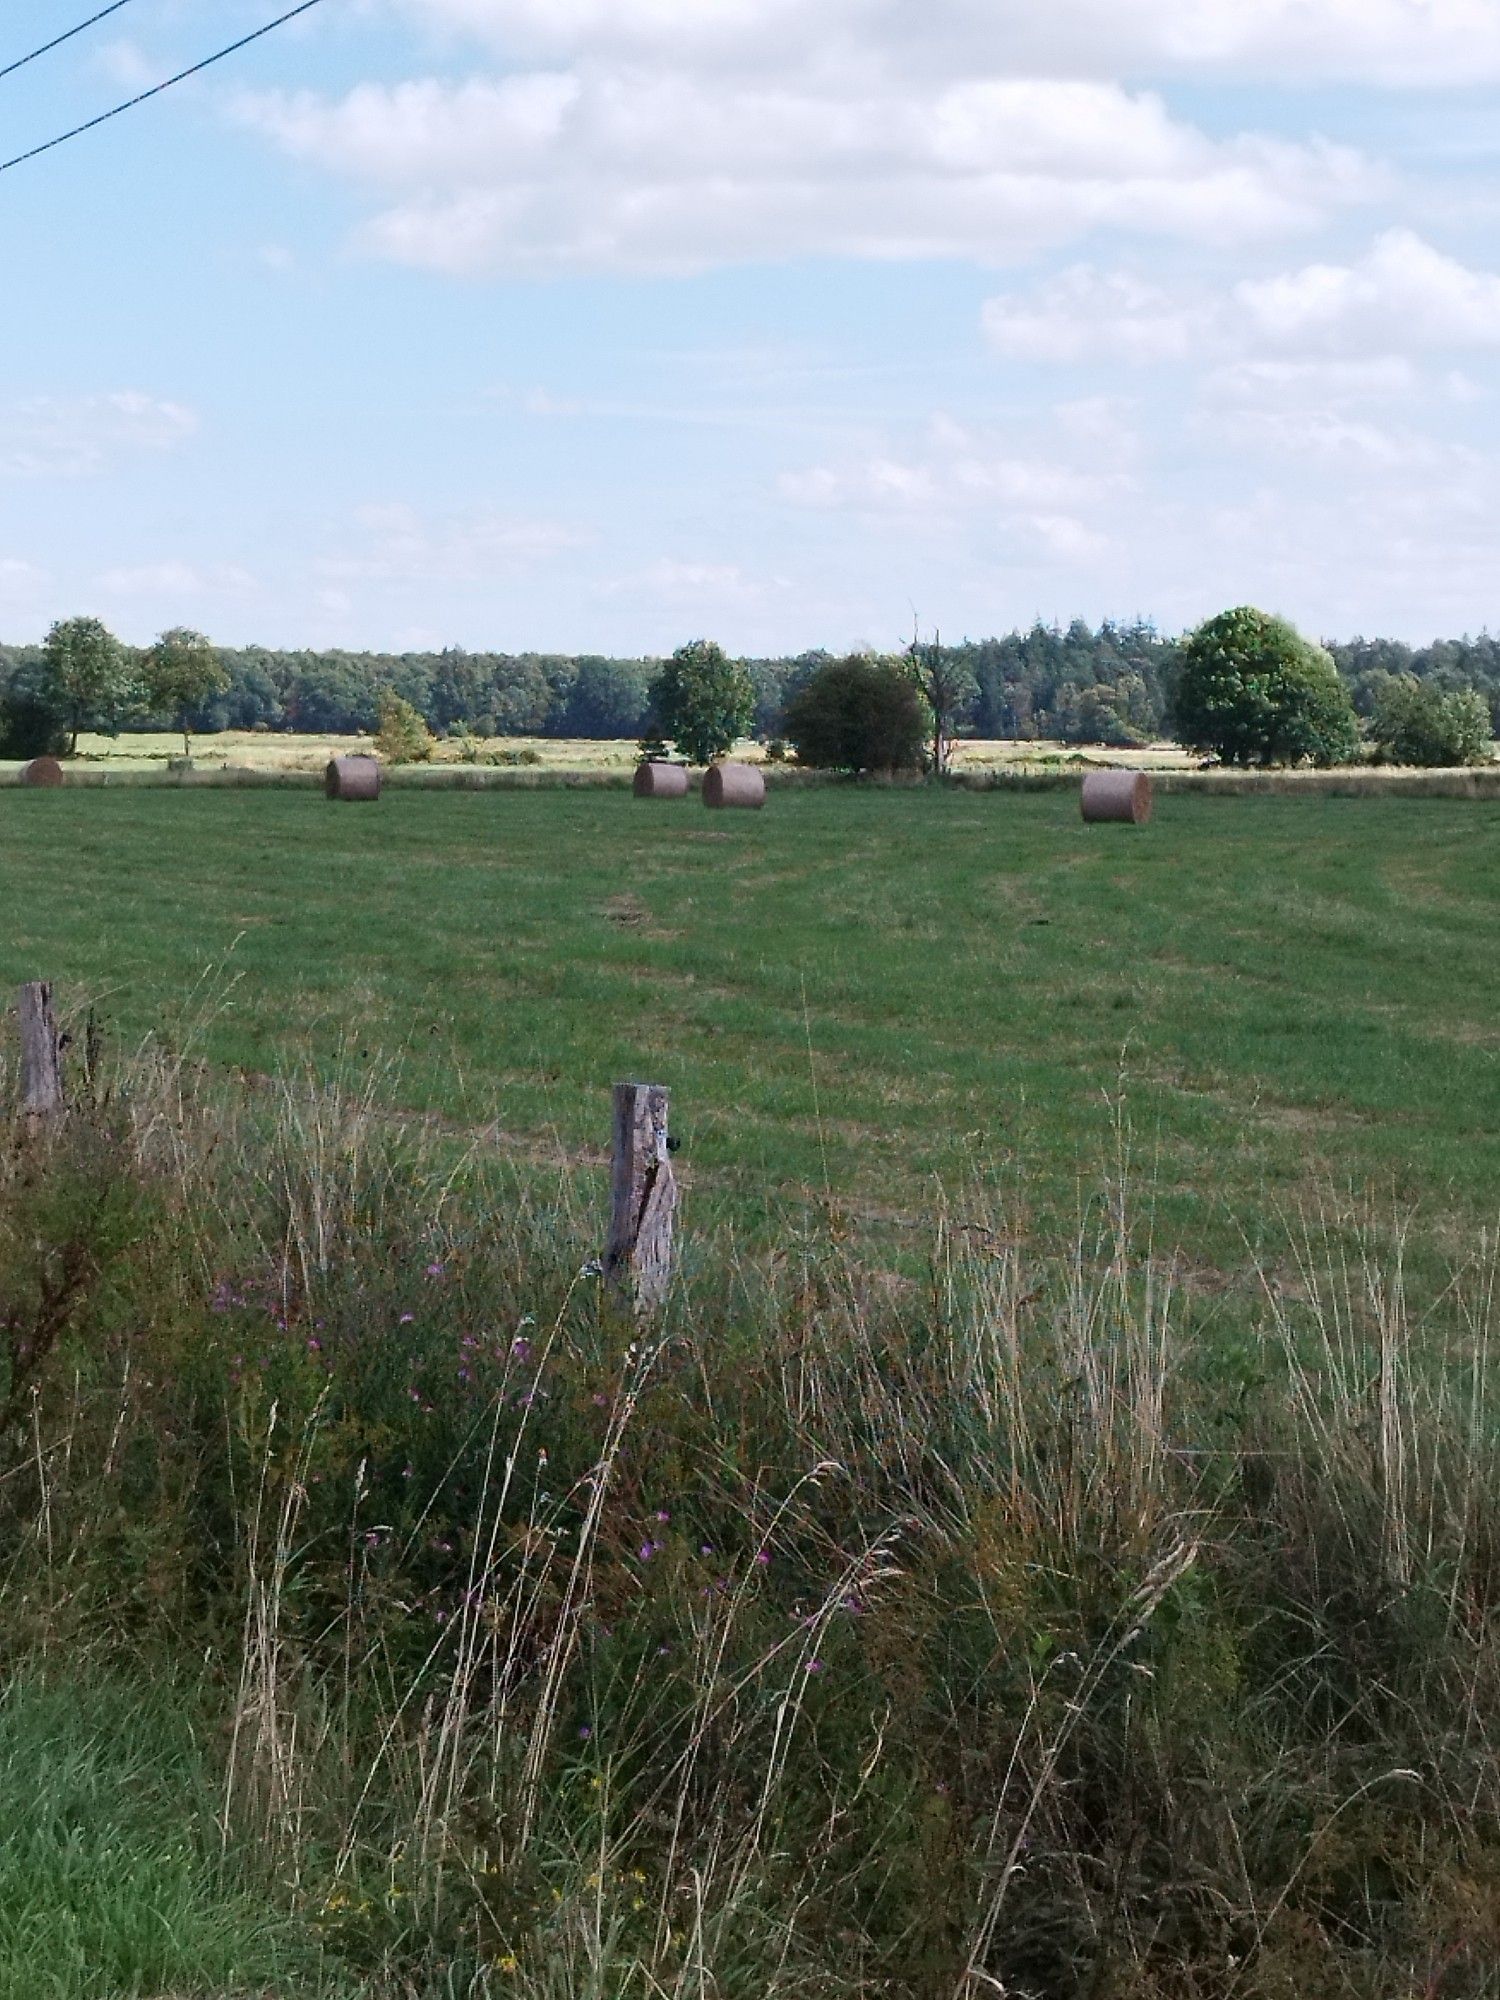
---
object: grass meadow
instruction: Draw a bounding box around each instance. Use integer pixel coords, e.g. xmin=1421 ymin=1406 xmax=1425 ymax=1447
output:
xmin=3 ymin=782 xmax=1500 ymax=1998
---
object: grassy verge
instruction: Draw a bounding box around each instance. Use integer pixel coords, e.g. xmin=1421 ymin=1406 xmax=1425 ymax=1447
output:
xmin=2 ymin=1056 xmax=1500 ymax=1996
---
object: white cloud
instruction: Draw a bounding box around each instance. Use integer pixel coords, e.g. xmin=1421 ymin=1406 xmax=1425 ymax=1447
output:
xmin=0 ymin=393 xmax=198 ymax=477
xmin=317 ymin=502 xmax=587 ymax=583
xmin=986 ymin=234 xmax=1500 ymax=371
xmin=398 ymin=0 xmax=1500 ymax=89
xmin=1237 ymin=229 xmax=1500 ymax=350
xmin=985 ymin=267 xmax=1211 ymax=363
xmin=238 ymin=70 xmax=1373 ymax=275
xmin=779 ymin=411 xmax=1128 ymax=578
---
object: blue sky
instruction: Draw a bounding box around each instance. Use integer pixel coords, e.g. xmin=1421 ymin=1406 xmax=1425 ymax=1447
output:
xmin=2 ymin=0 xmax=1499 ymax=655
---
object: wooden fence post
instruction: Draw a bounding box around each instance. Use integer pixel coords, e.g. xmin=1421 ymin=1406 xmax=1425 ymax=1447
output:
xmin=17 ymin=982 xmax=65 ymax=1123
xmin=605 ymin=1082 xmax=677 ymax=1316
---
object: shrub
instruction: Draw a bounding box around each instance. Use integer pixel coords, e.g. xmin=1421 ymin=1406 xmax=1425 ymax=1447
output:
xmin=0 ymin=688 xmax=69 ymax=760
xmin=1174 ymin=607 xmax=1360 ymax=767
xmin=1368 ymin=675 xmax=1492 ymax=767
xmin=643 ymin=640 xmax=755 ymax=766
xmin=373 ymin=688 xmax=434 ymax=765
xmin=783 ymin=654 xmax=928 ymax=774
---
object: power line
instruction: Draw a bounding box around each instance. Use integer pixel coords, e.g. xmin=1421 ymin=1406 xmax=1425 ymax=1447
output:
xmin=0 ymin=0 xmax=330 ymax=175
xmin=0 ymin=0 xmax=142 ymax=84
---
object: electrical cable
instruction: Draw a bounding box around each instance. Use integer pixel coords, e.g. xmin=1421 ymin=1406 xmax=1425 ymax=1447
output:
xmin=0 ymin=0 xmax=329 ymax=175
xmin=0 ymin=0 xmax=142 ymax=84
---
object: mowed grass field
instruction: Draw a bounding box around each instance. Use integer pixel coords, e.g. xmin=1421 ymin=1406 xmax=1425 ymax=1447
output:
xmin=3 ymin=784 xmax=1498 ymax=1277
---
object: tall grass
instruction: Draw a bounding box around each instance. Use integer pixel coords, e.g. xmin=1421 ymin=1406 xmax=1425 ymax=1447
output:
xmin=2 ymin=1041 xmax=1500 ymax=1996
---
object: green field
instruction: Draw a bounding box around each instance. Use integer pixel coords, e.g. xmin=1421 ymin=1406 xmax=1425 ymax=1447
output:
xmin=4 ymin=784 xmax=1497 ymax=1273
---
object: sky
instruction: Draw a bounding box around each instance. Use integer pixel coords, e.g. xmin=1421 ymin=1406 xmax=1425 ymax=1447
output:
xmin=2 ymin=0 xmax=1500 ymax=656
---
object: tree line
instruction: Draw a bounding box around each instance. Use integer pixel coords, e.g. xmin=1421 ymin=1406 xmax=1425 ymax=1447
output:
xmin=3 ymin=615 xmax=1500 ymax=758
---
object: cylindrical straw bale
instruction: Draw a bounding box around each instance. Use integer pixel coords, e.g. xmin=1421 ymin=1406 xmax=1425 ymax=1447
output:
xmin=702 ymin=762 xmax=766 ymax=811
xmin=326 ymin=755 xmax=381 ymax=801
xmin=19 ymin=757 xmax=65 ymax=788
xmin=633 ymin=760 xmax=689 ymax=800
xmin=1081 ymin=769 xmax=1152 ymax=825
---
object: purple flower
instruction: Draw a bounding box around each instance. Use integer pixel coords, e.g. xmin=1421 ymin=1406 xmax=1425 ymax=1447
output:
xmin=306 ymin=1337 xmax=322 ymax=1352
xmin=638 ymin=1542 xmax=657 ymax=1563
xmin=399 ymin=1312 xmax=416 ymax=1325
xmin=655 ymin=1510 xmax=671 ymax=1524
xmin=699 ymin=1544 xmax=714 ymax=1557
xmin=803 ymin=1659 xmax=824 ymax=1675
xmin=755 ymin=1550 xmax=771 ymax=1568
xmin=425 ymin=1261 xmax=446 ymax=1280
xmin=511 ymin=1337 xmax=532 ymax=1362
xmin=578 ymin=1724 xmax=592 ymax=1740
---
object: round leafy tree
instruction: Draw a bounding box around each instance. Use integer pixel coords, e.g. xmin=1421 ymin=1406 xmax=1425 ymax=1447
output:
xmin=783 ymin=654 xmax=927 ymax=774
xmin=142 ymin=626 xmax=229 ymax=758
xmin=39 ymin=615 xmax=131 ymax=755
xmin=644 ymin=640 xmax=754 ymax=766
xmin=1368 ymin=675 xmax=1492 ymax=767
xmin=1173 ymin=607 xmax=1359 ymax=768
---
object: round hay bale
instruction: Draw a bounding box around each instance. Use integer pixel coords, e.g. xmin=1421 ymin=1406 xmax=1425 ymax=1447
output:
xmin=1081 ymin=769 xmax=1152 ymax=825
xmin=20 ymin=756 xmax=65 ymax=788
xmin=326 ymin=755 xmax=381 ymax=801
xmin=702 ymin=762 xmax=766 ymax=811
xmin=634 ymin=760 xmax=689 ymax=800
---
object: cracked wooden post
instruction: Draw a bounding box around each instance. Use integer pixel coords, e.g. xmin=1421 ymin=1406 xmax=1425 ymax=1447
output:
xmin=606 ymin=1082 xmax=677 ymax=1316
xmin=17 ymin=982 xmax=65 ymax=1124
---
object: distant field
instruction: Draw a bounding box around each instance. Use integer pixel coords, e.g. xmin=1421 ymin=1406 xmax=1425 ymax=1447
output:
xmin=2 ymin=784 xmax=1497 ymax=1286
xmin=53 ymin=728 xmax=1202 ymax=775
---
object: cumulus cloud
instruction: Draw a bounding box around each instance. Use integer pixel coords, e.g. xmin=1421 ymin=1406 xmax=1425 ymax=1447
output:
xmin=985 ymin=233 xmax=1500 ymax=370
xmin=1237 ymin=229 xmax=1500 ymax=350
xmin=0 ymin=393 xmax=197 ymax=477
xmin=237 ymin=68 xmax=1373 ymax=275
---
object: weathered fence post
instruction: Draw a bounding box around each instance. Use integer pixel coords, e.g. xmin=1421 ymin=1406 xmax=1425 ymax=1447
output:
xmin=17 ymin=982 xmax=65 ymax=1123
xmin=605 ymin=1082 xmax=677 ymax=1316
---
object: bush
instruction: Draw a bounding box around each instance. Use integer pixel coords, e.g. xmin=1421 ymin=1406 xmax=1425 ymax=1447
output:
xmin=1174 ymin=607 xmax=1360 ymax=767
xmin=783 ymin=654 xmax=928 ymax=774
xmin=1368 ymin=675 xmax=1492 ymax=767
xmin=0 ymin=688 xmax=69 ymax=760
xmin=373 ymin=688 xmax=434 ymax=765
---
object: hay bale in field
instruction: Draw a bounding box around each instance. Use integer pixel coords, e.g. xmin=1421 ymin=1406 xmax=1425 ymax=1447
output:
xmin=1081 ymin=770 xmax=1152 ymax=825
xmin=634 ymin=760 xmax=689 ymax=800
xmin=702 ymin=762 xmax=766 ymax=810
xmin=326 ymin=755 xmax=381 ymax=801
xmin=20 ymin=757 xmax=65 ymax=788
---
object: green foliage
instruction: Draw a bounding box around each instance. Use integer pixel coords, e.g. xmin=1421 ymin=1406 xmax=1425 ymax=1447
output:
xmin=141 ymin=626 xmax=229 ymax=756
xmin=1368 ymin=673 xmax=1493 ymax=767
xmin=644 ymin=638 xmax=755 ymax=766
xmin=38 ymin=616 xmax=132 ymax=755
xmin=1174 ymin=606 xmax=1361 ymax=767
xmin=374 ymin=686 xmax=435 ymax=765
xmin=783 ymin=653 xmax=927 ymax=773
xmin=0 ymin=1677 xmax=327 ymax=2000
xmin=3 ymin=1054 xmax=1500 ymax=1995
xmin=0 ymin=685 xmax=68 ymax=759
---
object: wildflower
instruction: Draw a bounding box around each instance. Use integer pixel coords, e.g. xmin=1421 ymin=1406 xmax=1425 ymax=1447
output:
xmin=655 ymin=1509 xmax=671 ymax=1524
xmin=699 ymin=1544 xmax=714 ymax=1557
xmin=592 ymin=1393 xmax=609 ymax=1407
xmin=492 ymin=1954 xmax=519 ymax=1974
xmin=511 ymin=1337 xmax=532 ymax=1362
xmin=638 ymin=1542 xmax=657 ymax=1563
xmin=306 ymin=1337 xmax=322 ymax=1352
xmin=399 ymin=1312 xmax=415 ymax=1325
xmin=578 ymin=1724 xmax=592 ymax=1740
xmin=804 ymin=1659 xmax=824 ymax=1674
xmin=425 ymin=1261 xmax=446 ymax=1279
xmin=755 ymin=1550 xmax=771 ymax=1567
